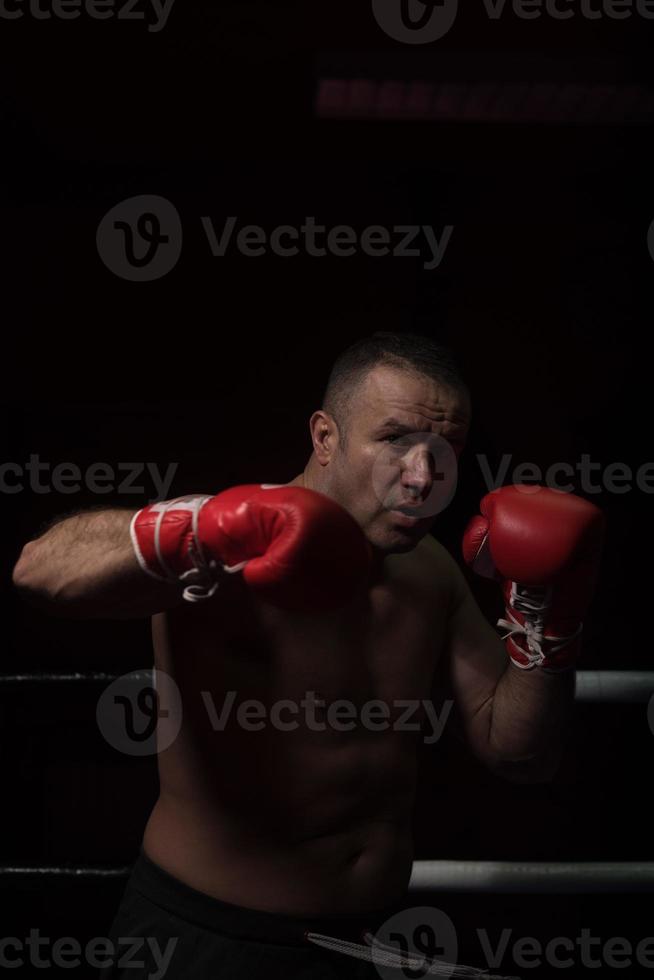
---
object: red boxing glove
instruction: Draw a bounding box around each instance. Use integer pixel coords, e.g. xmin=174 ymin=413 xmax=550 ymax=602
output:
xmin=131 ymin=484 xmax=372 ymax=611
xmin=462 ymin=485 xmax=605 ymax=671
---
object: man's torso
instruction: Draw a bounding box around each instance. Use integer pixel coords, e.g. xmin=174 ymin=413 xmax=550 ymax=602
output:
xmin=143 ymin=535 xmax=456 ymax=914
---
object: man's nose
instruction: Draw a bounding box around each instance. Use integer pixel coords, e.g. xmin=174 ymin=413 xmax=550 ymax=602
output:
xmin=401 ymin=448 xmax=436 ymax=496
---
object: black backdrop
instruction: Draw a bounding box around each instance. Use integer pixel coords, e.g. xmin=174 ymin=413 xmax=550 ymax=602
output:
xmin=1 ymin=1 xmax=653 ymax=977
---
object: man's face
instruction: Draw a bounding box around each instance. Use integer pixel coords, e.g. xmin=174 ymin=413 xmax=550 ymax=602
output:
xmin=329 ymin=365 xmax=470 ymax=554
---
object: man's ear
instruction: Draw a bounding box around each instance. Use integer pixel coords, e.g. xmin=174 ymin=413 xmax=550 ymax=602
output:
xmin=309 ymin=410 xmax=339 ymax=465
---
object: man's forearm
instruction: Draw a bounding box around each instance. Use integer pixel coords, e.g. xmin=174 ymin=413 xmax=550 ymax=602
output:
xmin=12 ymin=509 xmax=183 ymax=619
xmin=486 ymin=663 xmax=576 ymax=781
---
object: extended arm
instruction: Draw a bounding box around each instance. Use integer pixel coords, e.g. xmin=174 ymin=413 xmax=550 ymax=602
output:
xmin=12 ymin=509 xmax=183 ymax=619
xmin=12 ymin=484 xmax=372 ymax=620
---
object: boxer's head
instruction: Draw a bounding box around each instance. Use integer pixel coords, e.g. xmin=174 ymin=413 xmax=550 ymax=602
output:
xmin=305 ymin=332 xmax=471 ymax=555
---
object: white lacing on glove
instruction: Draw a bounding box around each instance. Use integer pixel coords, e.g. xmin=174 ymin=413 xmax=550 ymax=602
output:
xmin=497 ymin=583 xmax=582 ymax=670
xmin=179 ymin=546 xmax=247 ymax=604
xmin=304 ymin=930 xmax=520 ymax=978
xmin=131 ymin=495 xmax=248 ymax=604
xmin=181 ymin=484 xmax=284 ymax=601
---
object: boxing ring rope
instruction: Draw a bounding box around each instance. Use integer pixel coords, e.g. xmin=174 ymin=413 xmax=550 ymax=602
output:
xmin=2 ymin=861 xmax=654 ymax=892
xmin=408 ymin=861 xmax=654 ymax=894
xmin=2 ymin=670 xmax=654 ymax=701
xmin=574 ymin=671 xmax=654 ymax=702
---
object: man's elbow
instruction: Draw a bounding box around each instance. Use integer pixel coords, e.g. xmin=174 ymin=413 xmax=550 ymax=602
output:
xmin=12 ymin=542 xmax=64 ymax=608
xmin=12 ymin=542 xmax=41 ymax=595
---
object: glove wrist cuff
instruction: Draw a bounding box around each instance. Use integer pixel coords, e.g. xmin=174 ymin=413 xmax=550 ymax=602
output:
xmin=496 ymin=579 xmax=582 ymax=671
xmin=131 ymin=495 xmax=222 ymax=601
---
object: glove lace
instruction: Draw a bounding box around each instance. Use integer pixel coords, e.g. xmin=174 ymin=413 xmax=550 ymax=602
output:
xmin=497 ymin=583 xmax=581 ymax=669
xmin=148 ymin=495 xmax=247 ymax=603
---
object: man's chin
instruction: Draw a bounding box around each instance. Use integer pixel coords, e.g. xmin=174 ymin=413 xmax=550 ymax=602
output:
xmin=370 ymin=522 xmax=429 ymax=554
xmin=385 ymin=536 xmax=420 ymax=554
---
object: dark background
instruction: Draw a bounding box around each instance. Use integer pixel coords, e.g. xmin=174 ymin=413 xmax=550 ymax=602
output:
xmin=1 ymin=0 xmax=653 ymax=976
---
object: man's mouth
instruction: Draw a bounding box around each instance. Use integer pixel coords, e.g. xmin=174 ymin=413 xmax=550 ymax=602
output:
xmin=389 ymin=500 xmax=428 ymax=515
xmin=388 ymin=507 xmax=425 ymax=527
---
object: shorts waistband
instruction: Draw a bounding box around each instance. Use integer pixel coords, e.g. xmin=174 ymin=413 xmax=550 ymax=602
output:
xmin=129 ymin=849 xmax=402 ymax=946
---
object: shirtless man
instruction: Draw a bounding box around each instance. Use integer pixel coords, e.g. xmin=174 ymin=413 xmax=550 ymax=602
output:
xmin=12 ymin=332 xmax=604 ymax=979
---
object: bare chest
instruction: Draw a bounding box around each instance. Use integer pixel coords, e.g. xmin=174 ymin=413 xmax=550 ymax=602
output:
xmin=159 ymin=557 xmax=452 ymax=721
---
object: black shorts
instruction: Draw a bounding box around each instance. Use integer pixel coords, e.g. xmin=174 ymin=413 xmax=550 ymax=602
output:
xmin=99 ymin=850 xmax=405 ymax=980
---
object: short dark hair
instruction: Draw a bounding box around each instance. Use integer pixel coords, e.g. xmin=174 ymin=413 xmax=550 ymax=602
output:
xmin=323 ymin=332 xmax=469 ymax=443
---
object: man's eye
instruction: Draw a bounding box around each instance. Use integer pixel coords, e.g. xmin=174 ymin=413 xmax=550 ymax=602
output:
xmin=382 ymin=434 xmax=402 ymax=443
